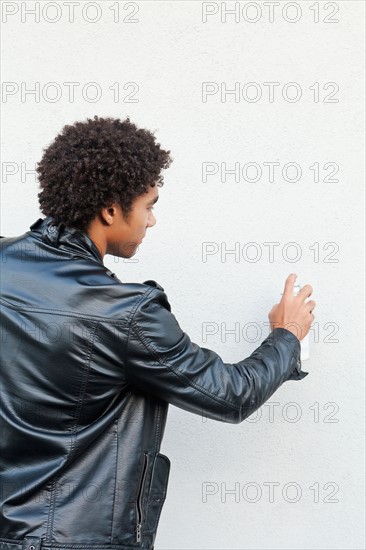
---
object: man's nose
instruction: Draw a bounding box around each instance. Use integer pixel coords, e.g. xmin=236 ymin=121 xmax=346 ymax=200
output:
xmin=147 ymin=214 xmax=156 ymax=228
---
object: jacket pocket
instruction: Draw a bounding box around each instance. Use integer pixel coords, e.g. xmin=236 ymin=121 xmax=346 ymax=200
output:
xmin=143 ymin=452 xmax=171 ymax=534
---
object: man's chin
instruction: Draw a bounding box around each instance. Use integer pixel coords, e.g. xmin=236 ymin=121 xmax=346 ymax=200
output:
xmin=113 ymin=242 xmax=140 ymax=259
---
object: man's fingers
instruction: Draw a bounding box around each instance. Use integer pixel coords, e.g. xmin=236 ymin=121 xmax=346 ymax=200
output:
xmin=283 ymin=273 xmax=297 ymax=298
xmin=298 ymin=284 xmax=313 ymax=301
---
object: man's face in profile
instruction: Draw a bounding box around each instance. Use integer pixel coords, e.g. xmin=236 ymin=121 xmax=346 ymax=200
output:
xmin=88 ymin=184 xmax=159 ymax=259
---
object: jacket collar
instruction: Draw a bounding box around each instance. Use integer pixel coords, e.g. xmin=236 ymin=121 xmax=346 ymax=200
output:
xmin=28 ymin=216 xmax=104 ymax=265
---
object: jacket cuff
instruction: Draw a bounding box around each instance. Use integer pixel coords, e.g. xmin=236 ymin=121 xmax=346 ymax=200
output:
xmin=269 ymin=328 xmax=309 ymax=381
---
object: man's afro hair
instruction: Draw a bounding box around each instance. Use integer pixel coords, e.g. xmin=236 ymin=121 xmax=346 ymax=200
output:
xmin=36 ymin=115 xmax=173 ymax=231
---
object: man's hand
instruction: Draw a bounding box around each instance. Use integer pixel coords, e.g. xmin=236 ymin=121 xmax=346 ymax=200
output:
xmin=268 ymin=273 xmax=316 ymax=341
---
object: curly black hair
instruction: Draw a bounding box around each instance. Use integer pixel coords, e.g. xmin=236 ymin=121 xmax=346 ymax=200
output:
xmin=36 ymin=115 xmax=173 ymax=231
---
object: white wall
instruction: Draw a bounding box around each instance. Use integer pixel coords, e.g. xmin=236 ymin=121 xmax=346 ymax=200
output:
xmin=1 ymin=1 xmax=365 ymax=549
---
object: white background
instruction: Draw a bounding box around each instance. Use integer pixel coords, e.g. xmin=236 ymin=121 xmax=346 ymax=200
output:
xmin=1 ymin=1 xmax=365 ymax=548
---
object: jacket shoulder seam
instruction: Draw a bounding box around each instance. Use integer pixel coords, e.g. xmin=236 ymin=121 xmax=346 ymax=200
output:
xmin=123 ymin=286 xmax=158 ymax=380
xmin=0 ymin=297 xmax=141 ymax=324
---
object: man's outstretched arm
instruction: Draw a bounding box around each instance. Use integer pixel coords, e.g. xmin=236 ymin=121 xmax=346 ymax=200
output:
xmin=124 ymin=286 xmax=308 ymax=424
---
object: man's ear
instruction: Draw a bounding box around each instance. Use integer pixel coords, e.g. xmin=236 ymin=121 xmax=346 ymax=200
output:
xmin=100 ymin=204 xmax=118 ymax=226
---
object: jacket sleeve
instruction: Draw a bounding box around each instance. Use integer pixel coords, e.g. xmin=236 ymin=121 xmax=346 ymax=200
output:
xmin=125 ymin=285 xmax=309 ymax=424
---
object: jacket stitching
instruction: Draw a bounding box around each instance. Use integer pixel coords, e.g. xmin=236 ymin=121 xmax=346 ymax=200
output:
xmin=0 ymin=298 xmax=133 ymax=323
xmin=46 ymin=320 xmax=99 ymax=542
xmin=154 ymin=405 xmax=161 ymax=454
xmin=126 ymin=287 xmax=156 ymax=327
xmin=109 ymin=419 xmax=119 ymax=542
xmin=123 ymin=287 xmax=156 ymax=379
xmin=70 ymin=320 xmax=98 ymax=438
xmin=46 ymin=480 xmax=57 ymax=542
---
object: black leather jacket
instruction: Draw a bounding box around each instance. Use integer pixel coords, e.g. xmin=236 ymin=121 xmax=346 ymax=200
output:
xmin=0 ymin=217 xmax=308 ymax=550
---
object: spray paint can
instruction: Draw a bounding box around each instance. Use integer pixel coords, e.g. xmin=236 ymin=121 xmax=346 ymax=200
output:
xmin=281 ymin=282 xmax=310 ymax=361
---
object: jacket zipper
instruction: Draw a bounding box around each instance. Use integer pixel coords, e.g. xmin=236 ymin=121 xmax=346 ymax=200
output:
xmin=136 ymin=452 xmax=148 ymax=542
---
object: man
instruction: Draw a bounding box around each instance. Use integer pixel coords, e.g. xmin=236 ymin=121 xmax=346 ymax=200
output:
xmin=0 ymin=116 xmax=315 ymax=550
